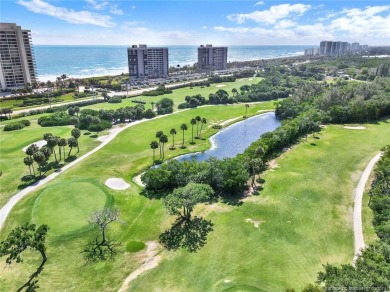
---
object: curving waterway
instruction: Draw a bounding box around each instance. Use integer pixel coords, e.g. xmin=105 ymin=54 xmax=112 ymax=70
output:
xmin=176 ymin=112 xmax=281 ymax=162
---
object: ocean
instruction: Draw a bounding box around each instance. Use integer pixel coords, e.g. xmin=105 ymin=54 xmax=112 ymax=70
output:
xmin=34 ymin=45 xmax=313 ymax=82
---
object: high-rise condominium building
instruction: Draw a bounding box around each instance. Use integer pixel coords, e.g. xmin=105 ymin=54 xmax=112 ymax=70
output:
xmin=197 ymin=45 xmax=228 ymax=71
xmin=127 ymin=44 xmax=169 ymax=79
xmin=0 ymin=23 xmax=37 ymax=90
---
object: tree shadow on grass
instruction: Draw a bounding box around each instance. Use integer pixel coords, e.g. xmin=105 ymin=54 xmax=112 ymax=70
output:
xmin=64 ymin=156 xmax=77 ymax=163
xmin=159 ymin=216 xmax=213 ymax=253
xmin=310 ymin=143 xmax=317 ymax=146
xmin=90 ymin=134 xmax=98 ymax=138
xmin=17 ymin=258 xmax=46 ymax=292
xmin=18 ymin=175 xmax=42 ymax=190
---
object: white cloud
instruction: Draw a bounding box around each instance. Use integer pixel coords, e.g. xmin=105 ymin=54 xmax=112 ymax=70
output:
xmin=330 ymin=6 xmax=390 ymax=39
xmin=254 ymin=1 xmax=264 ymax=6
xmin=85 ymin=0 xmax=108 ymax=10
xmin=131 ymin=6 xmax=136 ymax=10
xmin=316 ymin=11 xmax=338 ymax=22
xmin=18 ymin=0 xmax=115 ymax=27
xmin=274 ymin=20 xmax=296 ymax=29
xmin=109 ymin=5 xmax=123 ymax=15
xmin=227 ymin=3 xmax=311 ymax=24
xmin=202 ymin=26 xmax=208 ymax=29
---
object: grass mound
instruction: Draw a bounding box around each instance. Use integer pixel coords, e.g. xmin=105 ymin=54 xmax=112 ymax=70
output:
xmin=126 ymin=241 xmax=146 ymax=253
xmin=32 ymin=181 xmax=107 ymax=235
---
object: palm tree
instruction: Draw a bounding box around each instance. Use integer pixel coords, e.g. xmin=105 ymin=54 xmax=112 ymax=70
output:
xmin=71 ymin=128 xmax=81 ymax=153
xmin=67 ymin=137 xmax=78 ymax=157
xmin=47 ymin=136 xmax=58 ymax=162
xmin=26 ymin=144 xmax=38 ymax=160
xmin=244 ymin=104 xmax=249 ymax=118
xmin=57 ymin=138 xmax=67 ymax=161
xmin=195 ymin=116 xmax=201 ymax=138
xmin=156 ymin=131 xmax=163 ymax=158
xmin=150 ymin=141 xmax=159 ymax=163
xmin=24 ymin=156 xmax=35 ymax=176
xmin=190 ymin=118 xmax=196 ymax=144
xmin=180 ymin=123 xmax=188 ymax=148
xmin=232 ymin=88 xmax=238 ymax=97
xmin=33 ymin=151 xmax=46 ymax=177
xmin=170 ymin=128 xmax=177 ymax=149
xmin=159 ymin=134 xmax=168 ymax=160
xmin=199 ymin=118 xmax=207 ymax=138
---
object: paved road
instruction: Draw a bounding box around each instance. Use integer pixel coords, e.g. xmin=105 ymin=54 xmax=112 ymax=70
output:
xmin=353 ymin=152 xmax=382 ymax=262
xmin=11 ymin=79 xmax=207 ymax=116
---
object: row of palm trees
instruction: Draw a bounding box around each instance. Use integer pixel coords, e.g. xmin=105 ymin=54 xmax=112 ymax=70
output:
xmin=23 ymin=129 xmax=81 ymax=177
xmin=149 ymin=116 xmax=207 ymax=163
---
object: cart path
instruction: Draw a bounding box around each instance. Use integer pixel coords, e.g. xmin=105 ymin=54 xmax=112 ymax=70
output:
xmin=353 ymin=152 xmax=382 ymax=262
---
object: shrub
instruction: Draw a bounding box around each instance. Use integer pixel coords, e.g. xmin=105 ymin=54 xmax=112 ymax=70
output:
xmin=126 ymin=241 xmax=146 ymax=252
xmin=4 ymin=122 xmax=25 ymax=131
xmin=108 ymin=96 xmax=122 ymax=103
xmin=20 ymin=120 xmax=31 ymax=126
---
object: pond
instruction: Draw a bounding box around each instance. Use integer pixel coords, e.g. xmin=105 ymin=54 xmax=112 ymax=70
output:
xmin=176 ymin=112 xmax=281 ymax=162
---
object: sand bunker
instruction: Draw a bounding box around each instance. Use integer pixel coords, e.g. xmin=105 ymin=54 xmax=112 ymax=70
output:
xmin=133 ymin=174 xmax=145 ymax=187
xmin=245 ymin=218 xmax=262 ymax=228
xmin=22 ymin=140 xmax=46 ymax=152
xmin=105 ymin=178 xmax=130 ymax=190
xmin=216 ymin=84 xmax=226 ymax=87
xmin=344 ymin=126 xmax=366 ymax=130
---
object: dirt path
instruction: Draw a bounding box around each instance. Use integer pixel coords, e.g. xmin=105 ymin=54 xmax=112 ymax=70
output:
xmin=353 ymin=152 xmax=382 ymax=262
xmin=118 ymin=241 xmax=162 ymax=291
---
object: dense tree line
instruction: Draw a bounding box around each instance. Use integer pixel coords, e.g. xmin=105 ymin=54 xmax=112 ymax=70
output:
xmin=143 ymin=85 xmax=173 ymax=96
xmin=141 ymin=157 xmax=249 ymax=198
xmin=275 ymin=77 xmax=390 ymax=123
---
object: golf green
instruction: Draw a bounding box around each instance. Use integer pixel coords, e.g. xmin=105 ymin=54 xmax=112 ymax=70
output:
xmin=32 ymin=181 xmax=108 ymax=235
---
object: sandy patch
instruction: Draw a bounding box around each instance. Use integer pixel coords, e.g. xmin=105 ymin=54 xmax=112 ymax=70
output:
xmin=249 ymin=78 xmax=253 ymax=80
xmin=216 ymin=84 xmax=226 ymax=87
xmin=268 ymin=159 xmax=279 ymax=169
xmin=22 ymin=140 xmax=46 ymax=152
xmin=133 ymin=174 xmax=145 ymax=187
xmin=118 ymin=241 xmax=162 ymax=291
xmin=344 ymin=126 xmax=366 ymax=130
xmin=105 ymin=178 xmax=130 ymax=190
xmin=245 ymin=218 xmax=262 ymax=228
xmin=219 ymin=116 xmax=240 ymax=126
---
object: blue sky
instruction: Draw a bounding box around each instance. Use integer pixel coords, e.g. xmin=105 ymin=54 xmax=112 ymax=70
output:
xmin=2 ymin=0 xmax=390 ymax=45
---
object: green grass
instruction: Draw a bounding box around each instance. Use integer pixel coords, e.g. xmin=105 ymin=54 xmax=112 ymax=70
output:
xmin=1 ymin=108 xmax=388 ymax=291
xmin=32 ymin=181 xmax=108 ymax=236
xmin=126 ymin=241 xmax=146 ymax=252
xmin=0 ymin=120 xmax=101 ymax=206
xmin=84 ymin=77 xmax=261 ymax=111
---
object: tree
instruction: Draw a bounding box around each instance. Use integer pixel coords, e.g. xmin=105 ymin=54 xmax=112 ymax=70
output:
xmin=249 ymin=158 xmax=263 ymax=188
xmin=71 ymin=128 xmax=81 ymax=152
xmin=150 ymin=141 xmax=159 ymax=163
xmin=180 ymin=123 xmax=188 ymax=148
xmin=26 ymin=144 xmax=38 ymax=159
xmin=67 ymin=137 xmax=78 ymax=157
xmin=83 ymin=208 xmax=122 ymax=262
xmin=190 ymin=118 xmax=196 ymax=144
xmin=163 ymin=183 xmax=214 ymax=220
xmin=47 ymin=136 xmax=58 ymax=162
xmin=0 ymin=223 xmax=49 ymax=291
xmin=156 ymin=131 xmax=164 ymax=158
xmin=170 ymin=128 xmax=177 ymax=149
xmin=57 ymin=138 xmax=67 ymax=161
xmin=74 ymin=106 xmax=80 ymax=116
xmin=195 ymin=116 xmax=201 ymax=138
xmin=24 ymin=156 xmax=35 ymax=176
xmin=159 ymin=134 xmax=168 ymax=160
xmin=43 ymin=132 xmax=53 ymax=141
xmin=244 ymin=104 xmax=249 ymax=118
xmin=33 ymin=151 xmax=46 ymax=177
xmin=199 ymin=118 xmax=207 ymax=138
xmin=232 ymin=88 xmax=238 ymax=97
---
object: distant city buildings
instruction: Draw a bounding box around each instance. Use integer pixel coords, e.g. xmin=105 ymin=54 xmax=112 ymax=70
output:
xmin=127 ymin=44 xmax=169 ymax=79
xmin=197 ymin=44 xmax=228 ymax=71
xmin=0 ymin=23 xmax=37 ymax=91
xmin=304 ymin=41 xmax=369 ymax=56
